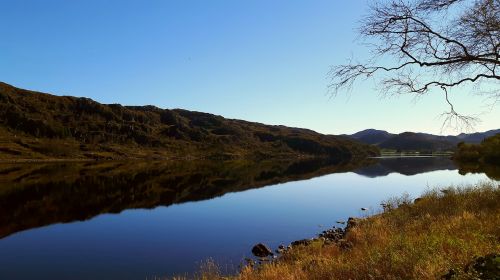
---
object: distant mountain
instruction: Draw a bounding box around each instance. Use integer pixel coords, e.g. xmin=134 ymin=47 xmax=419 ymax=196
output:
xmin=0 ymin=82 xmax=378 ymax=160
xmin=456 ymin=129 xmax=500 ymax=144
xmin=347 ymin=129 xmax=499 ymax=152
xmin=350 ymin=129 xmax=395 ymax=145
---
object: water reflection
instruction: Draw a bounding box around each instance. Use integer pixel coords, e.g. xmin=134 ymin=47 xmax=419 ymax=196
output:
xmin=355 ymin=156 xmax=456 ymax=177
xmin=457 ymin=161 xmax=500 ymax=180
xmin=0 ymin=158 xmax=367 ymax=239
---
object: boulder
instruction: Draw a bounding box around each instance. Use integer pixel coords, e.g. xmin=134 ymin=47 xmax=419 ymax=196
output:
xmin=251 ymin=243 xmax=273 ymax=258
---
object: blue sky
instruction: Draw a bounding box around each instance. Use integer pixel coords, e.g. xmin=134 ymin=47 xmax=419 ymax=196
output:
xmin=0 ymin=0 xmax=498 ymax=135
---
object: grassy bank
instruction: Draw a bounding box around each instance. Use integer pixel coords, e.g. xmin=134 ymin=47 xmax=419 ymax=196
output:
xmin=192 ymin=182 xmax=499 ymax=280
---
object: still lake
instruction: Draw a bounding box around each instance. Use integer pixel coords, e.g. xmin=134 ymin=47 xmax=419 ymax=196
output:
xmin=0 ymin=157 xmax=496 ymax=279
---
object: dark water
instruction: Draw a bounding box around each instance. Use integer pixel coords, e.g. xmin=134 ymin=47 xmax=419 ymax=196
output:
xmin=0 ymin=157 xmax=496 ymax=279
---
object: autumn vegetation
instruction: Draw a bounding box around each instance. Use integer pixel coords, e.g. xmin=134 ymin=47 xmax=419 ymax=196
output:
xmin=454 ymin=134 xmax=500 ymax=165
xmin=453 ymin=134 xmax=500 ymax=180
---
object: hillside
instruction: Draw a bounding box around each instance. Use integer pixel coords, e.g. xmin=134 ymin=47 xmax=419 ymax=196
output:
xmin=347 ymin=129 xmax=500 ymax=152
xmin=0 ymin=82 xmax=378 ymax=160
xmin=378 ymin=132 xmax=456 ymax=152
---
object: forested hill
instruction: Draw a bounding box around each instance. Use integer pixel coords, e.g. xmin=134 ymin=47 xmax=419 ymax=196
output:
xmin=0 ymin=82 xmax=378 ymax=160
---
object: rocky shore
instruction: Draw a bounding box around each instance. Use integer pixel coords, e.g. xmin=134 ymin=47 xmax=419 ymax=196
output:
xmin=250 ymin=217 xmax=364 ymax=264
xmin=190 ymin=183 xmax=498 ymax=279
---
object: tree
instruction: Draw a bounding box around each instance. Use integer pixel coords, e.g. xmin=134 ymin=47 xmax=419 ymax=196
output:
xmin=329 ymin=0 xmax=500 ymax=130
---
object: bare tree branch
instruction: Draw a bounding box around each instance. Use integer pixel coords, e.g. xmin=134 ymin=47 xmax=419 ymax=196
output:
xmin=329 ymin=0 xmax=500 ymax=131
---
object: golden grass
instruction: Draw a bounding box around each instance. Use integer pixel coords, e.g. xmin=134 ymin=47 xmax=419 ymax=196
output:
xmin=193 ymin=182 xmax=499 ymax=280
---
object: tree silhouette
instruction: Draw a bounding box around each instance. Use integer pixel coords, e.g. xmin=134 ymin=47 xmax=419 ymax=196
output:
xmin=330 ymin=0 xmax=499 ymax=130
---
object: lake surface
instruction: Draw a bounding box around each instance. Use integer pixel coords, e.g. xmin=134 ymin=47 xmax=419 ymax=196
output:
xmin=0 ymin=157 xmax=496 ymax=279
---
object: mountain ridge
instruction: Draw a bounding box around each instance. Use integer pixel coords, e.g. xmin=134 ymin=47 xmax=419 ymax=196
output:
xmin=346 ymin=128 xmax=500 ymax=152
xmin=0 ymin=82 xmax=379 ymax=160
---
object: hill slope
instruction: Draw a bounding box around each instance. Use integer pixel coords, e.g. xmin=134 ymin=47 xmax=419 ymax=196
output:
xmin=0 ymin=82 xmax=378 ymax=160
xmin=378 ymin=132 xmax=456 ymax=151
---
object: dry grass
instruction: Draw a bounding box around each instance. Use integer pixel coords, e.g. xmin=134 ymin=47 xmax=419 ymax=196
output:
xmin=194 ymin=182 xmax=499 ymax=280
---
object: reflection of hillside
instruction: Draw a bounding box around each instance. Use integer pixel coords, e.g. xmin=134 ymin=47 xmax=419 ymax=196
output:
xmin=457 ymin=162 xmax=500 ymax=181
xmin=0 ymin=158 xmax=372 ymax=239
xmin=354 ymin=157 xmax=456 ymax=177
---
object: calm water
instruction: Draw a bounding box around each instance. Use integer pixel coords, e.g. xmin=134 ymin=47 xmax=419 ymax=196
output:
xmin=0 ymin=157 xmax=496 ymax=279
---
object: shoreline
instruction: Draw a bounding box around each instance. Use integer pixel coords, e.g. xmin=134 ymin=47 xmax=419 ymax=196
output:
xmin=195 ymin=182 xmax=499 ymax=279
xmin=0 ymin=153 xmax=370 ymax=164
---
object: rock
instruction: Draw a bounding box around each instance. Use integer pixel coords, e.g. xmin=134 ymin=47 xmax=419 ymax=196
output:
xmin=319 ymin=227 xmax=344 ymax=242
xmin=291 ymin=239 xmax=312 ymax=247
xmin=251 ymin=243 xmax=273 ymax=258
xmin=465 ymin=253 xmax=500 ymax=279
xmin=276 ymin=244 xmax=286 ymax=254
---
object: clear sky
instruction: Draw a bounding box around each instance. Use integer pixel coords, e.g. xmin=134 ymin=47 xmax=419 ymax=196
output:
xmin=0 ymin=0 xmax=498 ymax=135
